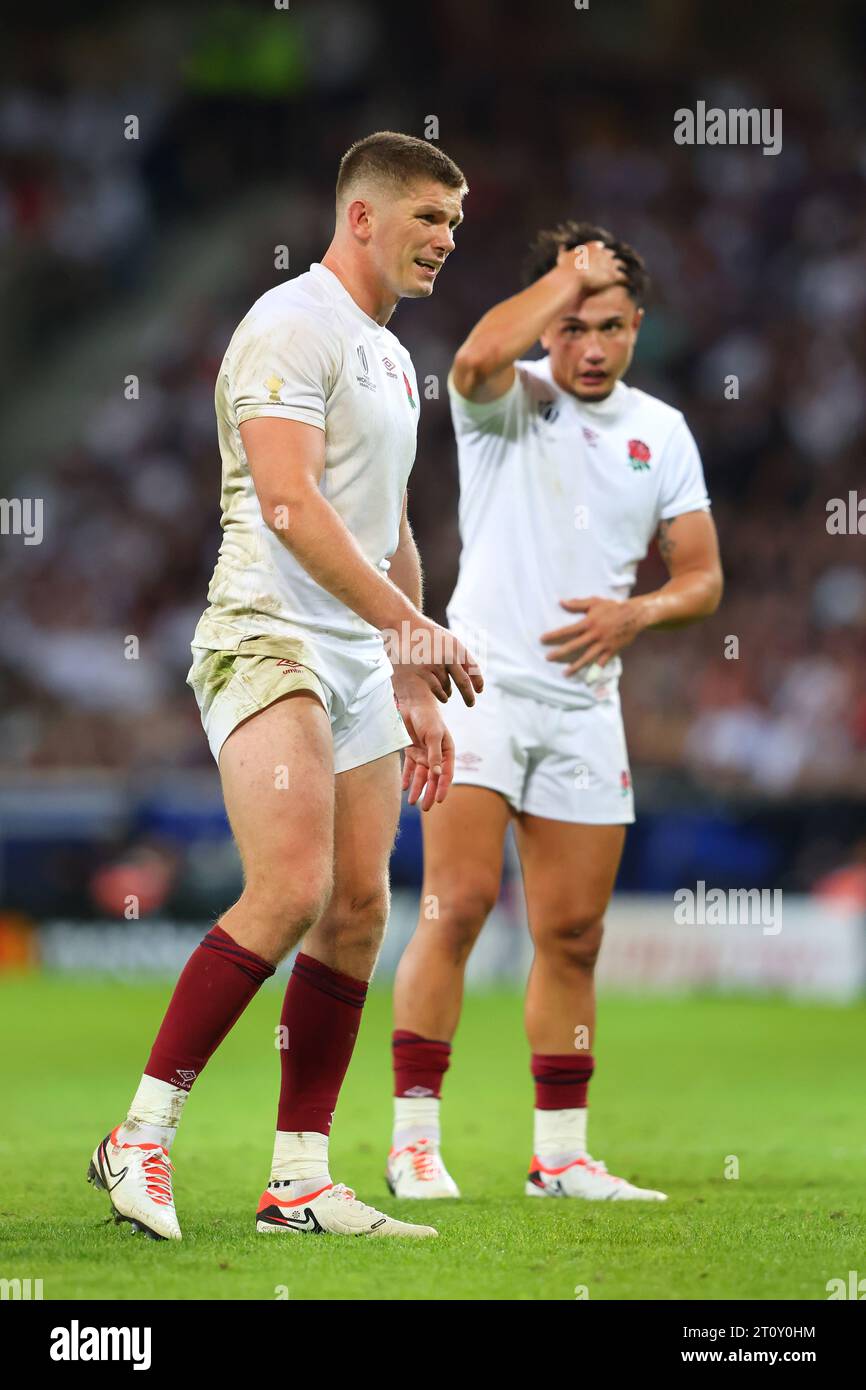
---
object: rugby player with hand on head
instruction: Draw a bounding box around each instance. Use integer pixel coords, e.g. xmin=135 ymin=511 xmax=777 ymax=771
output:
xmin=387 ymin=223 xmax=723 ymax=1202
xmin=88 ymin=132 xmax=482 ymax=1241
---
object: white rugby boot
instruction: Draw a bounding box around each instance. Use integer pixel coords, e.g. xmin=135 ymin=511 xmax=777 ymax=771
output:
xmin=526 ymin=1152 xmax=667 ymax=1201
xmin=385 ymin=1137 xmax=460 ymax=1199
xmin=87 ymin=1126 xmax=182 ymax=1239
xmin=256 ymin=1179 xmax=438 ymax=1237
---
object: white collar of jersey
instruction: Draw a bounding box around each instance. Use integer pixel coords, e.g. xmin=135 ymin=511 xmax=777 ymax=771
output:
xmin=533 ymin=354 xmax=628 ymax=418
xmin=309 ymin=262 xmax=386 ymax=333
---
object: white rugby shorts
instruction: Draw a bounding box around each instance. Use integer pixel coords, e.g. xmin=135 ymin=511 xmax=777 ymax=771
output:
xmin=443 ymin=679 xmax=635 ymax=824
xmin=187 ymin=634 xmax=411 ymax=773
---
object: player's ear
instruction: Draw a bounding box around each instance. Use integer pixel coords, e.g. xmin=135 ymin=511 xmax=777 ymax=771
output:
xmin=346 ymin=198 xmax=373 ymax=241
xmin=632 ymin=306 xmax=645 ymax=336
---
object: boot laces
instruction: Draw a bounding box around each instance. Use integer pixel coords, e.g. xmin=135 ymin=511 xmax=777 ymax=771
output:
xmin=140 ymin=1147 xmax=174 ymax=1205
xmin=410 ymin=1140 xmax=439 ymax=1181
xmin=330 ymin=1183 xmax=360 ymax=1205
xmin=330 ymin=1183 xmax=388 ymax=1220
xmin=580 ymin=1153 xmax=624 ymax=1183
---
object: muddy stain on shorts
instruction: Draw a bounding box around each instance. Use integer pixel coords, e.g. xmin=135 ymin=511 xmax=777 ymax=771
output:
xmin=205 ymin=651 xmax=240 ymax=698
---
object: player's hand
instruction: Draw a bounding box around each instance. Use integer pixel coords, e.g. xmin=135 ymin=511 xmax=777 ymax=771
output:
xmin=556 ymin=240 xmax=627 ymax=298
xmin=389 ymin=615 xmax=484 ymax=707
xmin=395 ymin=682 xmax=455 ymax=811
xmin=541 ymin=596 xmax=648 ymax=676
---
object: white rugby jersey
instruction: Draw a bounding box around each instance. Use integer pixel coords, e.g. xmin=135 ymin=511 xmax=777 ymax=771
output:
xmin=193 ymin=263 xmax=420 ymax=667
xmin=446 ymin=355 xmax=710 ymax=709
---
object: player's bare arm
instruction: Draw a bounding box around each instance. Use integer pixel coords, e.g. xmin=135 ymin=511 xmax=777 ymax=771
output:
xmin=240 ymin=415 xmax=483 ymax=707
xmin=451 ymin=241 xmax=626 ymax=403
xmin=387 ymin=491 xmax=457 ymax=811
xmin=387 ymin=489 xmax=424 ymax=613
xmin=541 ymin=509 xmax=723 ymax=675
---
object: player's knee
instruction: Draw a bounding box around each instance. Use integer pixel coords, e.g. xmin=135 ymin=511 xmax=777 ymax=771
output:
xmin=316 ymin=887 xmax=390 ymax=957
xmin=539 ymin=913 xmax=605 ymax=971
xmin=433 ymin=881 xmax=498 ymax=960
xmin=243 ymin=870 xmax=332 ymax=944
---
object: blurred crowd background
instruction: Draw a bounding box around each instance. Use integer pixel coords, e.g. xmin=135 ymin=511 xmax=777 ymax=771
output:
xmin=2 ymin=0 xmax=866 ymax=921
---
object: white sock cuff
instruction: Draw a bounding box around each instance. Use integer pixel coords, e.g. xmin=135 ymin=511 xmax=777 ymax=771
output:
xmin=392 ymin=1096 xmax=442 ymax=1150
xmin=394 ymin=1095 xmax=440 ymax=1130
xmin=533 ymin=1106 xmax=588 ymax=1159
xmin=271 ymin=1130 xmax=331 ymax=1181
xmin=126 ymin=1073 xmax=189 ymax=1130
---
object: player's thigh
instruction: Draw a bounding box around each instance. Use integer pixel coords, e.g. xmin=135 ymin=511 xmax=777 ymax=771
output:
xmin=218 ymin=690 xmax=335 ymax=908
xmin=332 ymin=748 xmax=404 ymax=904
xmin=420 ymin=785 xmax=512 ymax=926
xmin=304 ymin=749 xmax=402 ymax=946
xmin=514 ymin=816 xmax=625 ymax=937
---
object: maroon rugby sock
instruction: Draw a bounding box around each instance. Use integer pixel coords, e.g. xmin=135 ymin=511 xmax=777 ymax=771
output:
xmin=531 ymin=1052 xmax=595 ymax=1109
xmin=392 ymin=1030 xmax=452 ymax=1099
xmin=144 ymin=924 xmax=275 ymax=1090
xmin=276 ymin=952 xmax=368 ymax=1134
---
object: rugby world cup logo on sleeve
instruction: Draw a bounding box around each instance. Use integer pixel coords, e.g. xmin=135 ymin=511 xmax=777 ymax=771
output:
xmin=355 ymin=345 xmax=376 ymax=391
xmin=627 ymin=439 xmax=651 ymax=471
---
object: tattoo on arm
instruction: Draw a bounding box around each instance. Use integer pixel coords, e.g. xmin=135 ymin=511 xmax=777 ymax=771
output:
xmin=657 ymin=519 xmax=676 ymax=566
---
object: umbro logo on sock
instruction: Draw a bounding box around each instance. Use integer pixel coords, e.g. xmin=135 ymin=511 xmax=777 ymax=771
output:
xmin=174 ymin=1069 xmax=197 ymax=1086
xmin=404 ymin=1085 xmax=434 ymax=1098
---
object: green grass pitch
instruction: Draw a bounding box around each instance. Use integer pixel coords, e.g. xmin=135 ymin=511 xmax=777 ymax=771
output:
xmin=1 ymin=976 xmax=864 ymax=1301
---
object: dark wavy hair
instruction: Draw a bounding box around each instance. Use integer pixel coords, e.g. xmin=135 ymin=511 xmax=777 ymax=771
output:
xmin=523 ymin=220 xmax=649 ymax=305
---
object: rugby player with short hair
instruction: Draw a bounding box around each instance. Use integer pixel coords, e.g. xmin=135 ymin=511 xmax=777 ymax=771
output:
xmin=88 ymin=131 xmax=482 ymax=1240
xmin=387 ymin=222 xmax=723 ymax=1201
